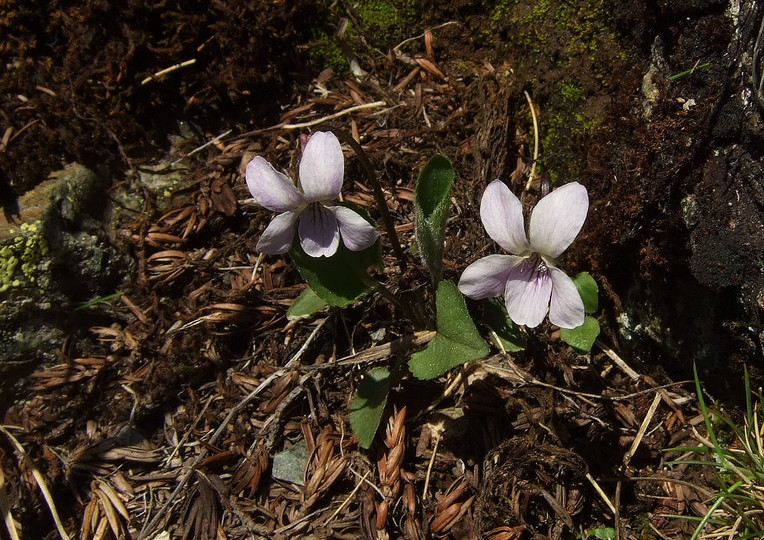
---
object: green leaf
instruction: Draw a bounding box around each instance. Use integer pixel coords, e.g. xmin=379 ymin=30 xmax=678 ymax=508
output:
xmin=289 ymin=205 xmax=382 ymax=308
xmin=349 ymin=367 xmax=391 ymax=449
xmin=75 ymin=291 xmax=125 ymax=310
xmin=585 ymin=527 xmax=617 ymax=540
xmin=409 ymin=281 xmax=489 ymax=379
xmin=287 ymin=287 xmax=328 ymax=320
xmin=572 ymin=272 xmax=598 ymax=314
xmin=414 ymin=155 xmax=454 ymax=285
xmin=272 ymin=439 xmax=309 ymax=485
xmin=481 ymin=298 xmax=525 ymax=352
xmin=559 ymin=315 xmax=601 ymax=352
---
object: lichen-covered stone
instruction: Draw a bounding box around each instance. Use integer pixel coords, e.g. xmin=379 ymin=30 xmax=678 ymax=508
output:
xmin=0 ymin=163 xmax=135 ymax=371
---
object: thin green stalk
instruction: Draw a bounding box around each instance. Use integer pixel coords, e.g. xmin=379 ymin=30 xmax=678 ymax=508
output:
xmin=328 ymin=127 xmax=407 ymax=271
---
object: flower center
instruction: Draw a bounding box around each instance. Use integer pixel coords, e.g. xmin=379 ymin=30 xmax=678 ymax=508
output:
xmin=516 ymin=255 xmax=548 ymax=286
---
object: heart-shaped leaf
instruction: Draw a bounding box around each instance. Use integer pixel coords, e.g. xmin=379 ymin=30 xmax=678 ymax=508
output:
xmin=350 ymin=367 xmax=391 ymax=449
xmin=409 ymin=281 xmax=489 ymax=379
xmin=415 ymin=156 xmax=454 ymax=285
xmin=572 ymin=272 xmax=598 ymax=314
xmin=560 ymin=315 xmax=600 ymax=352
xmin=287 ymin=287 xmax=328 ymax=320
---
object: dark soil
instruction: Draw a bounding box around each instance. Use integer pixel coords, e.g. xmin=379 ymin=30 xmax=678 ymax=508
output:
xmin=2 ymin=1 xmax=763 ymax=539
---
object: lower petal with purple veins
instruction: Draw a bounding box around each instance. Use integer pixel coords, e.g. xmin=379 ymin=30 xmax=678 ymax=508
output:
xmin=503 ymin=256 xmax=553 ymax=328
xmin=458 ymin=254 xmax=525 ymax=300
xmin=333 ymin=206 xmax=380 ymax=251
xmin=257 ymin=211 xmax=299 ymax=254
xmin=298 ymin=203 xmax=340 ymax=257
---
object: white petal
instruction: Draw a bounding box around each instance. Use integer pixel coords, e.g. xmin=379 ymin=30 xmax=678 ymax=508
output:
xmin=458 ymin=254 xmax=524 ymax=299
xmin=333 ymin=206 xmax=380 ymax=251
xmin=480 ymin=180 xmax=530 ymax=255
xmin=256 ymin=211 xmax=299 ymax=254
xmin=245 ymin=156 xmax=304 ymax=212
xmin=504 ymin=258 xmax=553 ymax=328
xmin=529 ymin=182 xmax=589 ymax=258
xmin=298 ymin=131 xmax=344 ymax=202
xmin=548 ymin=266 xmax=585 ymax=329
xmin=298 ymin=203 xmax=340 ymax=257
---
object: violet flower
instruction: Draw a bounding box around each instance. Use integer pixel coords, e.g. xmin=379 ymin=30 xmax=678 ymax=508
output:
xmin=245 ymin=131 xmax=379 ymax=258
xmin=458 ymin=180 xmax=589 ymax=329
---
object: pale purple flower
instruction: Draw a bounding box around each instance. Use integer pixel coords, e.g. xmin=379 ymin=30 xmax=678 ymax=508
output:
xmin=458 ymin=180 xmax=589 ymax=329
xmin=245 ymin=131 xmax=379 ymax=258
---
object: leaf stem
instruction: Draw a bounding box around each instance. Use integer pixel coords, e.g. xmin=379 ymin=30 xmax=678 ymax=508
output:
xmin=327 ymin=127 xmax=407 ymax=271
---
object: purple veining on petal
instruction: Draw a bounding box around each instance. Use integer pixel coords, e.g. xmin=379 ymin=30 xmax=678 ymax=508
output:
xmin=298 ymin=203 xmax=340 ymax=257
xmin=503 ymin=255 xmax=553 ymax=328
xmin=458 ymin=254 xmax=524 ymax=300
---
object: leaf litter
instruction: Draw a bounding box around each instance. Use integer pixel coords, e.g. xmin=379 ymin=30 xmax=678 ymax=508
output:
xmin=0 ymin=1 xmax=743 ymax=538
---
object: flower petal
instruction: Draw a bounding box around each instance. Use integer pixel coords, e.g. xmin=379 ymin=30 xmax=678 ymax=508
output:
xmin=256 ymin=211 xmax=299 ymax=254
xmin=529 ymin=182 xmax=588 ymax=258
xmin=458 ymin=254 xmax=524 ymax=299
xmin=246 ymin=156 xmax=304 ymax=212
xmin=504 ymin=258 xmax=553 ymax=328
xmin=480 ymin=180 xmax=530 ymax=255
xmin=298 ymin=131 xmax=344 ymax=202
xmin=333 ymin=206 xmax=380 ymax=251
xmin=298 ymin=203 xmax=340 ymax=257
xmin=548 ymin=266 xmax=585 ymax=329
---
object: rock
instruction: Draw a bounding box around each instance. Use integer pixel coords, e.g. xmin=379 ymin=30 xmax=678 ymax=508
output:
xmin=0 ymin=163 xmax=136 ymax=372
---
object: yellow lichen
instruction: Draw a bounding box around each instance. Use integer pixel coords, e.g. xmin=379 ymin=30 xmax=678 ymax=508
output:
xmin=0 ymin=220 xmax=48 ymax=292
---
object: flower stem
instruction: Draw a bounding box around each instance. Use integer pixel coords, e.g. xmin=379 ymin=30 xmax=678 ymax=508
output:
xmin=364 ymin=274 xmax=427 ymax=330
xmin=327 ymin=127 xmax=407 ymax=271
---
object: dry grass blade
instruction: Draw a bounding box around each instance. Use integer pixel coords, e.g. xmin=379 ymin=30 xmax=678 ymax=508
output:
xmin=0 ymin=464 xmax=21 ymax=540
xmin=0 ymin=426 xmax=71 ymax=540
xmin=92 ymin=480 xmax=128 ymax=539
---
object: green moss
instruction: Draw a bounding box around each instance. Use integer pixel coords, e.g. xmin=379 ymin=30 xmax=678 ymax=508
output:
xmin=354 ymin=0 xmax=424 ymax=48
xmin=307 ymin=0 xmax=425 ymax=73
xmin=560 ymin=82 xmax=585 ymax=102
xmin=540 ymin=106 xmax=602 ymax=184
xmin=482 ymin=0 xmax=627 ymax=184
xmin=490 ymin=0 xmax=518 ymax=23
xmin=0 ymin=221 xmax=49 ymax=293
xmin=309 ymin=28 xmax=349 ymax=72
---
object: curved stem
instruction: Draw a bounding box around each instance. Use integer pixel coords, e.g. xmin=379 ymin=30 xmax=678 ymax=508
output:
xmin=523 ymin=91 xmax=539 ymax=193
xmin=327 ymin=127 xmax=407 ymax=271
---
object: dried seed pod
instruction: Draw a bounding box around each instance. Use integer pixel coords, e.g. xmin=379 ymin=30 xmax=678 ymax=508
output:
xmin=430 ymin=502 xmax=461 ymax=533
xmin=375 ymin=498 xmax=389 ymax=530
